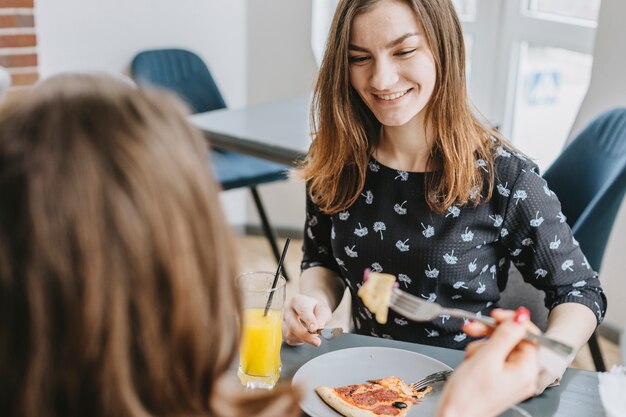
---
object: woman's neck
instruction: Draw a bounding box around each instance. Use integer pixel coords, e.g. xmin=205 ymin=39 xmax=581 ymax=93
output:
xmin=375 ymin=116 xmax=434 ymax=172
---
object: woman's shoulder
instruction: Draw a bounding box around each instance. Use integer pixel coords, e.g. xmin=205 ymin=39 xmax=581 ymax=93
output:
xmin=491 ymin=145 xmax=540 ymax=185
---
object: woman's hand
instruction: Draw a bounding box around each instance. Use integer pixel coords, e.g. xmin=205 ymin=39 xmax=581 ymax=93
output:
xmin=436 ymin=309 xmax=540 ymax=417
xmin=283 ymin=294 xmax=332 ymax=347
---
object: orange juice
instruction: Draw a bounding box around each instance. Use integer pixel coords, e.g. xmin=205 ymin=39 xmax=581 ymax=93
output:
xmin=238 ymin=307 xmax=283 ymax=388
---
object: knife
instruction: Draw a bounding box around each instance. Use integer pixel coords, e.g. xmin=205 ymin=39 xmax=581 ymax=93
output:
xmin=299 ymin=317 xmax=344 ymax=340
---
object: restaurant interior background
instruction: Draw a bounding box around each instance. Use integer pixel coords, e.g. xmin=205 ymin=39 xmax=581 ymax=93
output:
xmin=2 ymin=0 xmax=623 ymax=345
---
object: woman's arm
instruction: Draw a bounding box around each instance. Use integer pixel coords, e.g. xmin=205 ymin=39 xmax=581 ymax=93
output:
xmin=537 ymin=302 xmax=597 ymax=392
xmin=283 ymin=266 xmax=345 ymax=347
xmin=436 ymin=309 xmax=540 ymax=417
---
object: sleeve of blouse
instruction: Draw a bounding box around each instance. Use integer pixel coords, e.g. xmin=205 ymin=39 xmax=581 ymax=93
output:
xmin=499 ymin=164 xmax=607 ymax=324
xmin=301 ymin=190 xmax=342 ymax=276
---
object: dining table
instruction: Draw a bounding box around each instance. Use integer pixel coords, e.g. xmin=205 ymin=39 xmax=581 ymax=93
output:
xmin=189 ymin=94 xmax=312 ymax=165
xmin=281 ymin=333 xmax=604 ymax=417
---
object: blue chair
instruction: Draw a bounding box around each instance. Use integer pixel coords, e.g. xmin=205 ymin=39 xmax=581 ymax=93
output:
xmin=131 ymin=48 xmax=290 ymax=280
xmin=542 ymin=108 xmax=626 ymax=371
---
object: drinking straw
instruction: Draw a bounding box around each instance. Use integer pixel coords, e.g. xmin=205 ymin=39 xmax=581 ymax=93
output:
xmin=263 ymin=238 xmax=291 ymax=317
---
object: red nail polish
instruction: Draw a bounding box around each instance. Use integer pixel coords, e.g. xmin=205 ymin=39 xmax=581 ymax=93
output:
xmin=514 ymin=306 xmax=530 ymax=323
xmin=467 ymin=320 xmax=475 ymax=325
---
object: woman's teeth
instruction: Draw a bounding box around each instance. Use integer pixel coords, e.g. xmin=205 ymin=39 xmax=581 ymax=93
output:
xmin=376 ymin=89 xmax=409 ymax=101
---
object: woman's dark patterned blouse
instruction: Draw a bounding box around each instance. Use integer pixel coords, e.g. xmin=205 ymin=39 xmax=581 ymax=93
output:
xmin=301 ymin=149 xmax=607 ymax=349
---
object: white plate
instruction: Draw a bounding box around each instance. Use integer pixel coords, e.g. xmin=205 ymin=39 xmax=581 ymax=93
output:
xmin=292 ymin=346 xmax=453 ymax=417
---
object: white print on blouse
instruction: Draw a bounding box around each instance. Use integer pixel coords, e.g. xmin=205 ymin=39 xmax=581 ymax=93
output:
xmin=354 ymin=317 xmax=361 ymax=330
xmin=394 ymin=201 xmax=407 ymax=215
xmin=396 ymin=239 xmax=410 ymax=252
xmin=331 ymin=226 xmax=336 ymax=240
xmin=500 ymin=228 xmax=509 ymax=238
xmin=497 ymin=182 xmax=511 ymax=197
xmin=573 ymin=280 xmax=587 ymax=288
xmin=497 ymin=146 xmax=512 ymax=158
xmin=510 ymin=248 xmax=522 ymax=256
xmin=469 ymin=185 xmax=482 ymax=199
xmin=561 ymin=259 xmax=575 ymax=271
xmin=468 ymin=258 xmax=478 ymax=272
xmin=335 ymin=257 xmax=348 ymax=271
xmin=308 ymin=215 xmax=318 ymax=226
xmin=454 ymin=333 xmax=467 ymax=343
xmin=307 ymin=227 xmax=315 ymax=240
xmin=368 ymin=161 xmax=380 ymax=172
xmin=530 ymin=211 xmax=544 ymax=227
xmin=557 ymin=211 xmax=567 ymax=223
xmin=490 ymin=214 xmax=504 ymax=227
xmin=421 ymin=293 xmax=437 ymax=302
xmin=452 ymin=295 xmax=462 ymax=300
xmin=480 ymin=264 xmax=489 ymax=275
xmin=490 ymin=265 xmax=497 ymax=279
xmin=426 ymin=329 xmax=440 ymax=338
xmin=421 ymin=223 xmax=435 ymax=238
xmin=572 ymin=236 xmax=580 ymax=246
xmin=318 ymin=246 xmax=328 ymax=255
xmin=550 ymin=235 xmax=561 ymax=249
xmin=371 ymin=262 xmax=383 ymax=272
xmin=443 ymin=250 xmax=458 ymax=265
xmin=362 ymin=190 xmax=374 ymax=204
xmin=499 ymin=258 xmax=506 ymax=267
xmin=521 ymin=237 xmax=535 ymax=252
xmin=543 ymin=184 xmax=555 ymax=197
xmin=476 ymin=159 xmax=488 ymax=172
xmin=535 ymin=268 xmax=548 ymax=279
xmin=440 ymin=314 xmax=450 ymax=323
xmin=567 ymin=290 xmax=583 ymax=298
xmin=513 ymin=189 xmax=528 ymax=204
xmin=476 ymin=282 xmax=486 ymax=294
xmin=398 ymin=274 xmax=412 ymax=288
xmin=394 ymin=317 xmax=409 ymax=326
xmin=345 ymin=245 xmax=358 ymax=258
xmin=461 ymin=227 xmax=474 ymax=242
xmin=425 ymin=265 xmax=439 ymax=278
xmin=446 ymin=206 xmax=461 ymax=218
xmin=453 ymin=281 xmax=468 ymax=290
xmin=395 ymin=170 xmax=409 ymax=181
xmin=594 ymin=301 xmax=602 ymax=318
xmin=373 ymin=221 xmax=386 ymax=239
xmin=582 ymin=257 xmax=591 ymax=269
xmin=354 ymin=223 xmax=368 ymax=237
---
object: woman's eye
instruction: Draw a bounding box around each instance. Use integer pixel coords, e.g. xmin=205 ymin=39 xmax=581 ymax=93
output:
xmin=348 ymin=55 xmax=370 ymax=64
xmin=396 ymin=48 xmax=416 ymax=57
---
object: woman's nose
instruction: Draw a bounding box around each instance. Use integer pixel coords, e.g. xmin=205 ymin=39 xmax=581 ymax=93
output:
xmin=370 ymin=58 xmax=399 ymax=91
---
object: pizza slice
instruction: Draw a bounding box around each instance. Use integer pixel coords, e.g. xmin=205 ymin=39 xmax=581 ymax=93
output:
xmin=357 ymin=271 xmax=395 ymax=324
xmin=316 ymin=376 xmax=432 ymax=417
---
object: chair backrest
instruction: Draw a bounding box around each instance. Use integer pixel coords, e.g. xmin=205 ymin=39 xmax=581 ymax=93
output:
xmin=130 ymin=48 xmax=226 ymax=114
xmin=543 ymin=108 xmax=626 ymax=271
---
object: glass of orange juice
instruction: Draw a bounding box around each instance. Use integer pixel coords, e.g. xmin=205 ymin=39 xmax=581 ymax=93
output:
xmin=236 ymin=271 xmax=286 ymax=389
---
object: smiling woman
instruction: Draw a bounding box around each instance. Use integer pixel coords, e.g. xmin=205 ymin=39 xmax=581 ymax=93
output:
xmin=285 ymin=0 xmax=606 ymax=397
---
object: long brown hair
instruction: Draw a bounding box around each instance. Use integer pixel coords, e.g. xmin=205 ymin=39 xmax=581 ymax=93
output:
xmin=298 ymin=0 xmax=505 ymax=214
xmin=0 ymin=74 xmax=300 ymax=417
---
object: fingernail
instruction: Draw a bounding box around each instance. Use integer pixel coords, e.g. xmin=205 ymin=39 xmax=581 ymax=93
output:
xmin=363 ymin=268 xmax=371 ymax=282
xmin=514 ymin=306 xmax=530 ymax=323
xmin=467 ymin=320 xmax=475 ymax=325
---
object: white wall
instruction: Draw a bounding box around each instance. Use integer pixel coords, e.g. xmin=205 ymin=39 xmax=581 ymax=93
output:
xmin=568 ymin=0 xmax=626 ymax=334
xmin=35 ymin=0 xmax=249 ymax=224
xmin=244 ymin=0 xmax=316 ymax=234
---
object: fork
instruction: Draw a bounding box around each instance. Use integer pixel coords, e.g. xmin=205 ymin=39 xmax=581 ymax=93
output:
xmin=411 ymin=369 xmax=453 ymax=392
xmin=390 ymin=288 xmax=575 ymax=362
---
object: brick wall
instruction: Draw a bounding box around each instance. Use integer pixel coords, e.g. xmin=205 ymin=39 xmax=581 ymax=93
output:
xmin=0 ymin=0 xmax=38 ymax=95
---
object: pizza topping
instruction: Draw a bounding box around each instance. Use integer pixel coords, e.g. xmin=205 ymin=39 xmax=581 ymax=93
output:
xmin=392 ymin=401 xmax=407 ymax=409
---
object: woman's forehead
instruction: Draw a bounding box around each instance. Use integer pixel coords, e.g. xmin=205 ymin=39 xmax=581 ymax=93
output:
xmin=350 ymin=0 xmax=422 ymax=45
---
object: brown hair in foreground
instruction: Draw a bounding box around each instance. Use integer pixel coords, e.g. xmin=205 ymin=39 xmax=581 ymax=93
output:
xmin=298 ymin=0 xmax=510 ymax=214
xmin=0 ymin=74 xmax=300 ymax=417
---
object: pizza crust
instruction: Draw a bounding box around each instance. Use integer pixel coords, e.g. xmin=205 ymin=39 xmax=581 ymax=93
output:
xmin=315 ymin=386 xmax=384 ymax=417
xmin=357 ymin=271 xmax=395 ymax=324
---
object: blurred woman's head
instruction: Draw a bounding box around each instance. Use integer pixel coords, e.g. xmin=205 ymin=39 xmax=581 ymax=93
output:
xmin=0 ymin=74 xmax=298 ymax=417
